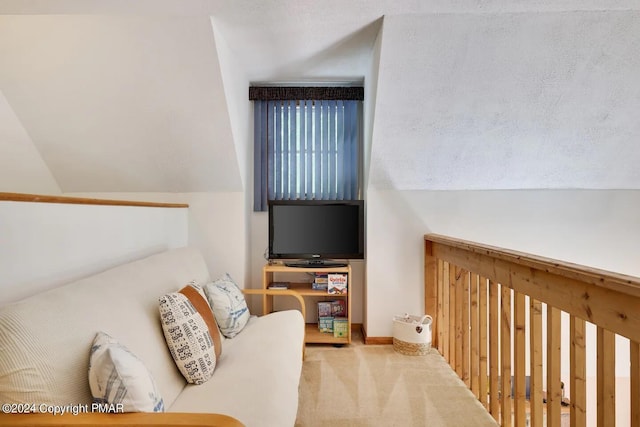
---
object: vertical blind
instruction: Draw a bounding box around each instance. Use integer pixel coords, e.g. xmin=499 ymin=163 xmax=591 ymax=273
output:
xmin=253 ymin=97 xmax=361 ymax=211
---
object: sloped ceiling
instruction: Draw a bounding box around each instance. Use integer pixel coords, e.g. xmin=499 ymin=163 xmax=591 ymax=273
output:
xmin=1 ymin=1 xmax=640 ymax=193
xmin=0 ymin=14 xmax=240 ymax=192
xmin=369 ymin=11 xmax=640 ymax=190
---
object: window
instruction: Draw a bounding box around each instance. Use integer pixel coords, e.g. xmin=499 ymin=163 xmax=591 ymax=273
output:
xmin=251 ymin=86 xmax=363 ymax=211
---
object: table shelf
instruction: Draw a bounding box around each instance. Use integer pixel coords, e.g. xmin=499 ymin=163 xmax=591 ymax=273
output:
xmin=263 ymin=264 xmax=352 ymax=345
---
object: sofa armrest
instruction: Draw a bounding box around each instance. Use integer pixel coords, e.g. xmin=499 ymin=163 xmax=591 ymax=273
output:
xmin=241 ymin=288 xmax=307 ymax=358
xmin=241 ymin=288 xmax=306 ymax=320
xmin=0 ymin=412 xmax=244 ymax=427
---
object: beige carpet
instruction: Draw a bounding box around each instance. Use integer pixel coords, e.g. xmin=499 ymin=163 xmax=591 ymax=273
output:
xmin=296 ymin=333 xmax=498 ymax=427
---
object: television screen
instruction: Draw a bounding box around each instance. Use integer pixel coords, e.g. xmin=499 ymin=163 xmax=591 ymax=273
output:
xmin=268 ymin=200 xmax=364 ymax=264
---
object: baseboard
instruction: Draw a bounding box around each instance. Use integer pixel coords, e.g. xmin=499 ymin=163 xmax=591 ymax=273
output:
xmin=360 ymin=324 xmax=393 ymax=345
xmin=366 ymin=337 xmax=393 ymax=345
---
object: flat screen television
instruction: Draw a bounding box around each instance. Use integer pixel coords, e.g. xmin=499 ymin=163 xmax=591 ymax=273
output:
xmin=268 ymin=200 xmax=365 ymax=267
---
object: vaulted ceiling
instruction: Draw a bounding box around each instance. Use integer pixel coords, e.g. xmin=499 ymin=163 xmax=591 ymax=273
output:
xmin=1 ymin=1 xmax=640 ymax=194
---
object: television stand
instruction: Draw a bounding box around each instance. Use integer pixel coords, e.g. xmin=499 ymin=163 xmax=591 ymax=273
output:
xmin=284 ymin=260 xmax=348 ymax=268
xmin=262 ymin=263 xmax=352 ymax=345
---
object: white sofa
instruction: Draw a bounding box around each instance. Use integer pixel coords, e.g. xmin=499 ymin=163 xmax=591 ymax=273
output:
xmin=0 ymin=247 xmax=305 ymax=427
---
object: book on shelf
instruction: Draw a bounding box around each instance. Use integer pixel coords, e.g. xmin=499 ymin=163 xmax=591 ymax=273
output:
xmin=328 ymin=273 xmax=348 ymax=294
xmin=330 ymin=300 xmax=347 ymax=317
xmin=312 ymin=281 xmax=328 ymax=291
xmin=317 ymin=301 xmax=332 ymax=318
xmin=311 ymin=272 xmax=328 ymax=290
xmin=268 ymin=281 xmax=290 ymax=289
xmin=318 ymin=316 xmax=333 ymax=333
xmin=312 ymin=273 xmax=328 ymax=284
xmin=333 ymin=317 xmax=348 ymax=338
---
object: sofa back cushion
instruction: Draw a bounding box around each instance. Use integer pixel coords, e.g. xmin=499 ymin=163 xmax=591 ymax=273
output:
xmin=0 ymin=247 xmax=210 ymax=408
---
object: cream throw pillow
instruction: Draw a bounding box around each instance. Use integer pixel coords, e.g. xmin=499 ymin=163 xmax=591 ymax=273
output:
xmin=203 ymin=274 xmax=250 ymax=338
xmin=158 ymin=281 xmax=222 ymax=384
xmin=88 ymin=332 xmax=164 ymax=412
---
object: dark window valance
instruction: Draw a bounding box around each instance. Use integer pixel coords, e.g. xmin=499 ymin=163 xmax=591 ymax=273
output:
xmin=249 ymin=86 xmax=364 ymax=101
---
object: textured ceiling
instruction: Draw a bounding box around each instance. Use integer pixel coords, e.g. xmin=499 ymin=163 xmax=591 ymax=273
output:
xmin=1 ymin=1 xmax=640 ymax=193
xmin=369 ymin=11 xmax=640 ymax=190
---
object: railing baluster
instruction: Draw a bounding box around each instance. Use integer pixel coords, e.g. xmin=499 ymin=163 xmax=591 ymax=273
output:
xmin=442 ymin=261 xmax=450 ymax=362
xmin=437 ymin=259 xmax=445 ymax=354
xmin=462 ymin=269 xmax=470 ymax=387
xmin=530 ymin=299 xmax=543 ymax=427
xmin=449 ymin=265 xmax=457 ymax=369
xmin=570 ymin=315 xmax=587 ymax=427
xmin=455 ymin=266 xmax=464 ymax=377
xmin=489 ymin=279 xmax=500 ymax=422
xmin=479 ymin=276 xmax=488 ymax=410
xmin=514 ymin=292 xmax=526 ymax=426
xmin=501 ymin=285 xmax=512 ymax=427
xmin=471 ymin=274 xmax=480 ymax=399
xmin=547 ymin=306 xmax=562 ymax=427
xmin=425 ymin=240 xmax=438 ymax=348
xmin=597 ymin=327 xmax=616 ymax=427
xmin=632 ymin=340 xmax=639 ymax=427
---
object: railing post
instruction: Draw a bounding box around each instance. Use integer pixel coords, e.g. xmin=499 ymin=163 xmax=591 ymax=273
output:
xmin=547 ymin=306 xmax=562 ymax=427
xmin=489 ymin=280 xmax=500 ymax=422
xmin=449 ymin=266 xmax=457 ymax=368
xmin=462 ymin=269 xmax=470 ymax=387
xmin=437 ymin=259 xmax=444 ymax=355
xmin=597 ymin=328 xmax=616 ymax=427
xmin=514 ymin=292 xmax=526 ymax=426
xmin=570 ymin=315 xmax=587 ymax=427
xmin=530 ymin=299 xmax=543 ymax=427
xmin=424 ymin=239 xmax=438 ymax=348
xmin=442 ymin=262 xmax=450 ymax=361
xmin=478 ymin=276 xmax=488 ymax=410
xmin=455 ymin=267 xmax=465 ymax=378
xmin=500 ymin=285 xmax=512 ymax=427
xmin=471 ymin=274 xmax=480 ymax=399
xmin=632 ymin=341 xmax=640 ymax=427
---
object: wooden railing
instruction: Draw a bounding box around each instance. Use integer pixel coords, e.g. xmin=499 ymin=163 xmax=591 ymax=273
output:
xmin=0 ymin=192 xmax=188 ymax=208
xmin=424 ymin=234 xmax=640 ymax=427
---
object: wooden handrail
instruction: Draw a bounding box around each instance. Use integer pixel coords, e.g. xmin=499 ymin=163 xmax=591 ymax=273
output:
xmin=0 ymin=192 xmax=188 ymax=208
xmin=426 ymin=233 xmax=640 ymax=298
xmin=424 ymin=233 xmax=640 ymax=427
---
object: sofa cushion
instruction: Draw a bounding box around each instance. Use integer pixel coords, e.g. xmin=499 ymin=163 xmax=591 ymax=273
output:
xmin=203 ymin=274 xmax=250 ymax=338
xmin=168 ymin=310 xmax=304 ymax=427
xmin=159 ymin=282 xmax=222 ymax=385
xmin=88 ymin=332 xmax=164 ymax=412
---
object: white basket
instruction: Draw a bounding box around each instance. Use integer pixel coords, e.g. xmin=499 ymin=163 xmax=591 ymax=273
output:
xmin=392 ymin=314 xmax=432 ymax=356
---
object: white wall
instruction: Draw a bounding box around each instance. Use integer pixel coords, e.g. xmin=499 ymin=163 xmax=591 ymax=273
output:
xmin=365 ymin=189 xmax=640 ymax=337
xmin=0 ymin=91 xmax=60 ymax=194
xmin=67 ymin=192 xmax=247 ymax=289
xmin=0 ymin=191 xmax=246 ymax=307
xmin=0 ymin=201 xmax=187 ymax=304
